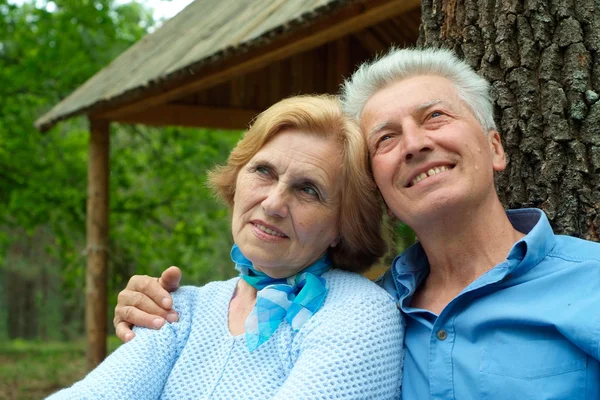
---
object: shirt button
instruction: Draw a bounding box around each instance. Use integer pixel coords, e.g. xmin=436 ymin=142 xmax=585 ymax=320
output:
xmin=396 ymin=302 xmax=402 ymax=310
xmin=436 ymin=329 xmax=448 ymax=340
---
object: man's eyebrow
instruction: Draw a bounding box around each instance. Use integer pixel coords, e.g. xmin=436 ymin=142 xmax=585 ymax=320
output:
xmin=368 ymin=121 xmax=392 ymax=137
xmin=368 ymin=100 xmax=448 ymax=136
xmin=412 ymin=99 xmax=444 ymax=114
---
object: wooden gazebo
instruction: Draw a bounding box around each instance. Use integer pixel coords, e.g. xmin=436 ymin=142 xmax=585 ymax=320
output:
xmin=35 ymin=0 xmax=420 ymax=368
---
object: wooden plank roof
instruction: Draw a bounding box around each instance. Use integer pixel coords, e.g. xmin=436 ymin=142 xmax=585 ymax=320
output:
xmin=34 ymin=0 xmax=352 ymax=130
xmin=36 ymin=0 xmax=420 ymax=131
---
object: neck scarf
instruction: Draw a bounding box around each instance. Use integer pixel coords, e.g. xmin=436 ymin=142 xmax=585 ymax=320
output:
xmin=231 ymin=244 xmax=331 ymax=352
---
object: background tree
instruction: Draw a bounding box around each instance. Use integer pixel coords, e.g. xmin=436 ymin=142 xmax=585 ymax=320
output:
xmin=0 ymin=0 xmax=240 ymax=342
xmin=419 ymin=0 xmax=599 ymax=239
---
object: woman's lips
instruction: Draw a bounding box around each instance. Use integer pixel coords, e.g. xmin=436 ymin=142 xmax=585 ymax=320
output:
xmin=250 ymin=221 xmax=288 ymax=239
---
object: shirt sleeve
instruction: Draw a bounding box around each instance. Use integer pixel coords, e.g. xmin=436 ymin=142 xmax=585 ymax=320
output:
xmin=45 ymin=288 xmax=195 ymax=400
xmin=274 ymin=293 xmax=405 ymax=399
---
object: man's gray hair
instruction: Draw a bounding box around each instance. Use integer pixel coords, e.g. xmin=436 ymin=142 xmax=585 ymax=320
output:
xmin=340 ymin=47 xmax=497 ymax=132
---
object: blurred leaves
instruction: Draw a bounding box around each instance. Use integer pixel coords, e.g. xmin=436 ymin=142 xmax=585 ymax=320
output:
xmin=0 ymin=0 xmax=240 ymax=340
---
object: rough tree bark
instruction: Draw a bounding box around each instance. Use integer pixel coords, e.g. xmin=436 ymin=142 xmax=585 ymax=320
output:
xmin=418 ymin=0 xmax=600 ymax=239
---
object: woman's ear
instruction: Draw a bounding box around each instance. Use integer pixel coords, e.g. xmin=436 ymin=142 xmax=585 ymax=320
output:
xmin=386 ymin=205 xmax=396 ymax=220
xmin=330 ymin=236 xmax=340 ymax=248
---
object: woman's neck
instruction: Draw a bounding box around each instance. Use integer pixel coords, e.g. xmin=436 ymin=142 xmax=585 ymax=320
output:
xmin=234 ymin=279 xmax=257 ymax=300
xmin=228 ymin=279 xmax=257 ymax=336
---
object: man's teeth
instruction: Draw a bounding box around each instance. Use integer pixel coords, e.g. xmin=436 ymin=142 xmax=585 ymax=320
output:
xmin=256 ymin=224 xmax=286 ymax=237
xmin=411 ymin=165 xmax=451 ymax=186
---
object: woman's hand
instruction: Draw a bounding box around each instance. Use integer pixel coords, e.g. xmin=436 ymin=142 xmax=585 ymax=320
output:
xmin=114 ymin=266 xmax=182 ymax=342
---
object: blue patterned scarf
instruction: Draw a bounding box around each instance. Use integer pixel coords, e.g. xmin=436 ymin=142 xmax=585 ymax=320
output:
xmin=231 ymin=244 xmax=331 ymax=352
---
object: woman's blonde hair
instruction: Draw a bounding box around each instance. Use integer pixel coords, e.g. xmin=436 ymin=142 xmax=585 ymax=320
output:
xmin=208 ymin=94 xmax=387 ymax=272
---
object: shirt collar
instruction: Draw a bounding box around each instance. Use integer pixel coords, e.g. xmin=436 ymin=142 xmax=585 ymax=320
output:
xmin=504 ymin=208 xmax=556 ymax=277
xmin=390 ymin=242 xmax=429 ymax=301
xmin=391 ymin=208 xmax=556 ymax=297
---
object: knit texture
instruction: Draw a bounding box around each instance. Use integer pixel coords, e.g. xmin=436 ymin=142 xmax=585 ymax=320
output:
xmin=47 ymin=269 xmax=404 ymax=399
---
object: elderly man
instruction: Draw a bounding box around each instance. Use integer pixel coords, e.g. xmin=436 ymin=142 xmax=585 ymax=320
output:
xmin=114 ymin=48 xmax=600 ymax=398
xmin=340 ymin=47 xmax=600 ymax=398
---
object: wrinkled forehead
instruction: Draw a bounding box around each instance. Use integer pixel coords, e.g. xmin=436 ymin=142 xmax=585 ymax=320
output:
xmin=253 ymin=130 xmax=343 ymax=184
xmin=359 ymin=76 xmax=479 ymax=133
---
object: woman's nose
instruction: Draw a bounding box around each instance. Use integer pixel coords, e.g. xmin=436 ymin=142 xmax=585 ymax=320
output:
xmin=261 ymin=186 xmax=289 ymax=218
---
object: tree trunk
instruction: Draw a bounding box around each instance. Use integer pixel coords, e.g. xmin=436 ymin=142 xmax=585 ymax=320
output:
xmin=23 ymin=279 xmax=37 ymax=339
xmin=6 ymin=269 xmax=22 ymax=339
xmin=418 ymin=0 xmax=600 ymax=239
xmin=40 ymin=262 xmax=49 ymax=340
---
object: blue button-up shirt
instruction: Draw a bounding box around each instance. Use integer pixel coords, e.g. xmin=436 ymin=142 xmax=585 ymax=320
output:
xmin=379 ymin=208 xmax=600 ymax=399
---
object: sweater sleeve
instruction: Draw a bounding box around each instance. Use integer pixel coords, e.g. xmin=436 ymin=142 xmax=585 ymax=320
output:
xmin=274 ymin=293 xmax=404 ymax=400
xmin=45 ymin=287 xmax=196 ymax=400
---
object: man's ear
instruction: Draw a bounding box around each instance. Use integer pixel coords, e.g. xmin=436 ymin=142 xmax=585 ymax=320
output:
xmin=489 ymin=130 xmax=506 ymax=172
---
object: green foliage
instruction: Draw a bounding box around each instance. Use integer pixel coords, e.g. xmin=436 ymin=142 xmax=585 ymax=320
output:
xmin=0 ymin=0 xmax=240 ymax=341
xmin=108 ymin=125 xmax=240 ymax=294
xmin=0 ymin=337 xmax=122 ymax=399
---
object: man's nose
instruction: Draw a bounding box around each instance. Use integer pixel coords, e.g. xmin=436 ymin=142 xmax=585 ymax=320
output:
xmin=261 ymin=185 xmax=289 ymax=218
xmin=400 ymin=126 xmax=433 ymax=162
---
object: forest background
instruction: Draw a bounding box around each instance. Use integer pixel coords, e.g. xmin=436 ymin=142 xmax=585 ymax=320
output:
xmin=0 ymin=0 xmax=249 ymax=344
xmin=0 ymin=1 xmax=249 ymax=397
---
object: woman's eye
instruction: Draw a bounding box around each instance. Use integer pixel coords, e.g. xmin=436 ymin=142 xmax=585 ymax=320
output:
xmin=256 ymin=165 xmax=270 ymax=175
xmin=300 ymin=186 xmax=318 ymax=197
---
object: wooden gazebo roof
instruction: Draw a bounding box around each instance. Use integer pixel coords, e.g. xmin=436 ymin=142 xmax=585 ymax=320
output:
xmin=36 ymin=0 xmax=420 ymax=132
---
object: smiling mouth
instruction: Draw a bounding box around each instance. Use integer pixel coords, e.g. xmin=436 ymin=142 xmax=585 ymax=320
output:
xmin=253 ymin=222 xmax=288 ymax=238
xmin=408 ymin=165 xmax=454 ymax=187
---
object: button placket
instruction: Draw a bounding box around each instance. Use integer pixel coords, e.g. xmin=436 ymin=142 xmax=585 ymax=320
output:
xmin=429 ymin=314 xmax=456 ymax=400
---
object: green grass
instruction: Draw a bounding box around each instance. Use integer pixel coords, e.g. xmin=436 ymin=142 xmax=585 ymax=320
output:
xmin=0 ymin=337 xmax=122 ymax=400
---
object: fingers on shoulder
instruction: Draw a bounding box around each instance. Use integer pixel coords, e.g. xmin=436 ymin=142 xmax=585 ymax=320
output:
xmin=116 ymin=303 xmax=166 ymax=329
xmin=117 ymin=288 xmax=170 ymax=318
xmin=125 ymin=274 xmax=172 ymax=307
xmin=115 ymin=320 xmax=135 ymax=342
xmin=160 ymin=267 xmax=182 ymax=291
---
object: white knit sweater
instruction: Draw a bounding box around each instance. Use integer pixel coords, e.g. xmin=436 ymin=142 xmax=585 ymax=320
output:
xmin=48 ymin=269 xmax=404 ymax=399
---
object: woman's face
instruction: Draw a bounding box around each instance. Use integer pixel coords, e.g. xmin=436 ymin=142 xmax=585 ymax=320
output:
xmin=231 ymin=128 xmax=342 ymax=278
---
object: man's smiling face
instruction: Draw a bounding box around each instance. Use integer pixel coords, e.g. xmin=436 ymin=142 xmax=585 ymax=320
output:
xmin=360 ymin=75 xmax=506 ymax=229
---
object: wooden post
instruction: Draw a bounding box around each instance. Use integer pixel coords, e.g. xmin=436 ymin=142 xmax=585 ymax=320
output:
xmin=86 ymin=118 xmax=110 ymax=370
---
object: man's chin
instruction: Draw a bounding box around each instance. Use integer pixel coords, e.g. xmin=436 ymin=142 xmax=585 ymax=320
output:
xmin=398 ymin=198 xmax=465 ymax=228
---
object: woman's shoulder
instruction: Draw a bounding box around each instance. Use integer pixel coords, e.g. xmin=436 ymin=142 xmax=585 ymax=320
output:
xmin=293 ymin=269 xmax=403 ymax=353
xmin=171 ymin=277 xmax=239 ymax=310
xmin=322 ymin=269 xmax=395 ymax=306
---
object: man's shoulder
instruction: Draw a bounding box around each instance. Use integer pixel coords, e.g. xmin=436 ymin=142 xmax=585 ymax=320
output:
xmin=549 ymin=235 xmax=600 ymax=264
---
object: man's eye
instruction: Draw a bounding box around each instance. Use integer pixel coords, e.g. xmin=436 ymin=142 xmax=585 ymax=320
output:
xmin=430 ymin=111 xmax=443 ymax=118
xmin=377 ymin=134 xmax=392 ymax=144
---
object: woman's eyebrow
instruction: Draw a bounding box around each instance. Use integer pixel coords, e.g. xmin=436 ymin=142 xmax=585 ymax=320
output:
xmin=293 ymin=172 xmax=326 ymax=189
xmin=248 ymin=159 xmax=275 ymax=170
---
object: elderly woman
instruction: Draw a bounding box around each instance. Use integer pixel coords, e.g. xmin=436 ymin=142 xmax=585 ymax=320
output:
xmin=48 ymin=95 xmax=403 ymax=399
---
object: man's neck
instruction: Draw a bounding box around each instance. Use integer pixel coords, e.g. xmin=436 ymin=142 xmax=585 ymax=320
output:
xmin=410 ymin=198 xmax=525 ymax=314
